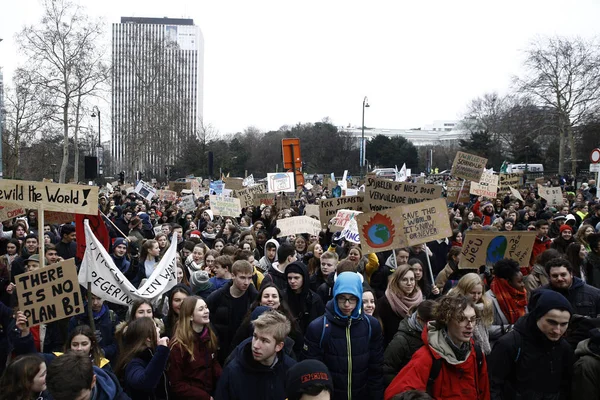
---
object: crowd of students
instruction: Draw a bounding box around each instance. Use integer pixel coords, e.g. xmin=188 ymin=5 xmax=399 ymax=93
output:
xmin=0 ymin=177 xmax=599 ymax=399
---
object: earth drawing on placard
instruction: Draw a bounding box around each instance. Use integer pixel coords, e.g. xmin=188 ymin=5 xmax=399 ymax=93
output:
xmin=486 ymin=236 xmax=507 ymax=265
xmin=362 ymin=213 xmax=395 ymax=248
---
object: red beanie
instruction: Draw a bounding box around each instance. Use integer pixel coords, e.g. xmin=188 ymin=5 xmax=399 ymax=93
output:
xmin=559 ymin=224 xmax=573 ymax=234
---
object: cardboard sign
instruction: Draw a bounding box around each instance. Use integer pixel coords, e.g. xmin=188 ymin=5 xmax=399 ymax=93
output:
xmin=451 ymin=151 xmax=487 ymax=182
xmin=459 ymin=231 xmax=536 ymax=269
xmin=356 ymin=207 xmax=407 ymax=254
xmin=331 ymin=209 xmax=363 ymax=232
xmin=179 ymin=195 xmax=196 ymax=213
xmin=318 ymin=195 xmax=364 ymax=229
xmin=135 ymin=180 xmax=157 ymax=202
xmin=470 ymin=170 xmax=499 ymax=198
xmin=340 ymin=218 xmax=360 ymax=244
xmin=0 ymin=179 xmax=98 ymax=214
xmin=169 ymin=181 xmax=192 ymax=193
xmin=275 ymin=194 xmax=292 ymax=211
xmin=365 ymin=177 xmax=442 ymax=211
xmin=209 ymin=195 xmax=242 ymax=217
xmin=304 ymin=204 xmax=320 ymax=219
xmin=44 ymin=211 xmax=75 ymax=225
xmin=15 ymin=259 xmax=83 ymax=326
xmin=156 ymin=190 xmax=178 ymax=203
xmin=267 ymin=173 xmax=296 ymax=193
xmin=223 ymin=177 xmax=244 ymax=191
xmin=234 ymin=184 xmax=267 ymax=208
xmin=446 ymin=180 xmax=471 ymax=204
xmin=276 ymin=216 xmax=322 ymax=237
xmin=538 ymin=185 xmax=564 ymax=206
xmin=498 ymin=173 xmax=522 ymax=196
xmin=400 ymin=198 xmax=452 ymax=246
xmin=509 ymin=187 xmax=524 ymax=201
xmin=0 ymin=203 xmax=27 ymax=222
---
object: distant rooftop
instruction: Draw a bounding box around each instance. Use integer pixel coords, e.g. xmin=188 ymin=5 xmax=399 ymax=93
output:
xmin=120 ymin=17 xmax=194 ymax=25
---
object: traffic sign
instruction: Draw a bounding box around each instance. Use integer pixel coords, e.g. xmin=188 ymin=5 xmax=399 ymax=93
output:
xmin=590 ymin=163 xmax=600 ymax=173
xmin=591 ymin=148 xmax=600 ymax=163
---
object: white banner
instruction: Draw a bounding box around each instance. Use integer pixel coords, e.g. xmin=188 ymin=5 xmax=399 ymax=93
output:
xmin=78 ymin=220 xmax=178 ymax=306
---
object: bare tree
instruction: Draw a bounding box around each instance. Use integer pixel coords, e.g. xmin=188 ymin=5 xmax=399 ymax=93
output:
xmin=515 ymin=36 xmax=600 ymax=176
xmin=16 ymin=0 xmax=108 ymax=183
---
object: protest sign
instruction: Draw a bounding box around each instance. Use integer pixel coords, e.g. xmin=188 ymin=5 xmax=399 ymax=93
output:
xmin=364 ymin=177 xmax=441 ymax=211
xmin=318 ymin=195 xmax=364 ymax=229
xmin=304 ymin=204 xmax=320 ymax=219
xmin=209 ymin=180 xmax=225 ymax=195
xmin=331 ymin=209 xmax=363 ymax=232
xmin=0 ymin=203 xmax=26 ymax=222
xmin=209 ymin=195 xmax=242 ymax=217
xmin=156 ymin=190 xmax=178 ymax=203
xmin=44 ymin=211 xmax=75 ymax=225
xmin=275 ymin=194 xmax=292 ymax=211
xmin=78 ymin=220 xmax=178 ymax=306
xmin=450 ymin=151 xmax=487 ymax=182
xmin=253 ymin=193 xmax=275 ymax=207
xmin=538 ymin=185 xmax=564 ymax=206
xmin=446 ymin=180 xmax=471 ymax=204
xmin=340 ymin=218 xmax=360 ymax=243
xmin=135 ymin=180 xmax=157 ymax=202
xmin=179 ymin=195 xmax=196 ymax=212
xmin=276 ymin=216 xmax=321 ymax=237
xmin=535 ymin=177 xmax=545 ymax=185
xmin=234 ymin=184 xmax=267 ymax=208
xmin=459 ymin=231 xmax=536 ymax=269
xmin=356 ymin=207 xmax=407 ymax=254
xmin=0 ymin=179 xmax=98 ymax=214
xmin=400 ymin=198 xmax=452 ymax=246
xmin=243 ymin=175 xmax=255 ymax=187
xmin=190 ymin=179 xmax=202 ymax=197
xmin=169 ymin=181 xmax=191 ymax=193
xmin=223 ymin=177 xmax=244 ymax=191
xmin=267 ymin=173 xmax=296 ymax=193
xmin=470 ymin=170 xmax=499 ymax=198
xmin=498 ymin=173 xmax=522 ymax=196
xmin=16 ymin=259 xmax=82 ymax=326
xmin=509 ymin=187 xmax=524 ymax=201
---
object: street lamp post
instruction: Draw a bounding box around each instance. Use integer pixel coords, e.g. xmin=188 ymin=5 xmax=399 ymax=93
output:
xmin=361 ymin=96 xmax=370 ymax=179
xmin=91 ymin=106 xmax=101 ymax=175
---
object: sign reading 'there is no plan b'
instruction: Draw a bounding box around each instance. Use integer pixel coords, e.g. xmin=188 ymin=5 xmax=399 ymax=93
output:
xmin=0 ymin=179 xmax=99 ymax=214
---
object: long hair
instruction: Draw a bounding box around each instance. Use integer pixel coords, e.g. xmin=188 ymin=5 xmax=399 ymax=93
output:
xmin=388 ymin=264 xmax=420 ymax=298
xmin=165 ymin=285 xmax=191 ymax=331
xmin=450 ymin=273 xmax=494 ymax=326
xmin=65 ymin=325 xmax=104 ymax=367
xmin=114 ymin=317 xmax=157 ymax=378
xmin=0 ymin=354 xmax=44 ymax=400
xmin=576 ymin=224 xmax=594 ymax=248
xmin=249 ymin=283 xmax=297 ymax=329
xmin=139 ymin=239 xmax=159 ymax=263
xmin=128 ymin=299 xmax=154 ymax=323
xmin=566 ymin=242 xmax=585 ymax=279
xmin=171 ymin=296 xmax=218 ymax=360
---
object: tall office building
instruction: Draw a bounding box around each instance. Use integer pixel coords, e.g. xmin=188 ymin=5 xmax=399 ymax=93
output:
xmin=112 ymin=17 xmax=204 ymax=177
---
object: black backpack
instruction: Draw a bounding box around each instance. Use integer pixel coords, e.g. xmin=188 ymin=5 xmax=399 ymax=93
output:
xmin=426 ymin=343 xmax=484 ymax=395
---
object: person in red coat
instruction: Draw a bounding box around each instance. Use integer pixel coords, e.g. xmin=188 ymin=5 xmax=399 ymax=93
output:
xmin=385 ymin=295 xmax=490 ymax=400
xmin=529 ymin=219 xmax=552 ymax=270
xmin=168 ymin=296 xmax=222 ymax=400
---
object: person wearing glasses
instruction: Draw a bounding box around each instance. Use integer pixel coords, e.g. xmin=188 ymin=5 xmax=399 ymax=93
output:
xmin=385 ymin=295 xmax=490 ymax=400
xmin=303 ymin=271 xmax=384 ymax=400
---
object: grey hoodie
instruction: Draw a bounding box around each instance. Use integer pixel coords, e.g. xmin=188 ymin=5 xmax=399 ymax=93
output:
xmin=258 ymin=238 xmax=279 ymax=272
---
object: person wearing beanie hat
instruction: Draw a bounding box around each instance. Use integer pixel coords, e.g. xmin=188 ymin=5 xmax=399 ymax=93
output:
xmin=284 ymin=261 xmax=324 ymax=334
xmin=473 ymin=197 xmax=496 ymax=227
xmin=548 ymin=214 xmax=567 ymax=239
xmin=286 ymin=360 xmax=333 ymax=400
xmin=110 ymin=237 xmax=134 ymax=281
xmin=303 ymin=272 xmax=384 ymax=400
xmin=189 ymin=230 xmax=202 ymax=239
xmin=190 ymin=270 xmax=215 ymax=299
xmin=572 ymin=328 xmax=600 ymax=398
xmin=550 ymin=224 xmax=576 ymax=254
xmin=488 ymin=288 xmax=574 ymax=400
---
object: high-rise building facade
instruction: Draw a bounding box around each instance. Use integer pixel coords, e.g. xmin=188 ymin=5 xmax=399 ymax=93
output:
xmin=112 ymin=17 xmax=204 ymax=178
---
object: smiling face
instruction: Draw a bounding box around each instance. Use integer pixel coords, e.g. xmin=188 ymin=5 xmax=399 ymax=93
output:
xmin=135 ymin=303 xmax=153 ymax=319
xmin=348 ymin=248 xmax=361 ymax=262
xmin=192 ymin=299 xmax=210 ymax=327
xmin=548 ymin=266 xmax=573 ymax=290
xmin=70 ymin=334 xmax=92 ymax=356
xmin=192 ymin=247 xmax=204 ymax=263
xmin=362 ymin=291 xmax=376 ymax=316
xmin=399 ymin=270 xmax=416 ymax=295
xmin=410 ymin=263 xmax=423 ymax=282
xmin=260 ymin=287 xmax=281 ymax=308
xmin=313 ymin=244 xmax=323 ymax=258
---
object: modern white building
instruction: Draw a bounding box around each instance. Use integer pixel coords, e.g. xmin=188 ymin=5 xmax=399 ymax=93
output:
xmin=111 ymin=17 xmax=204 ymax=177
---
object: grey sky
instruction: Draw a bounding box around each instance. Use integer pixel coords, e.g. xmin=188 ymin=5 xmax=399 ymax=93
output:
xmin=1 ymin=0 xmax=598 ymax=137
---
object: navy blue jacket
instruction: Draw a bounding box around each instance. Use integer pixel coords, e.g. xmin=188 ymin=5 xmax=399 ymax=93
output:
xmin=123 ymin=346 xmax=170 ymax=400
xmin=538 ymin=277 xmax=600 ymax=318
xmin=303 ymin=272 xmax=384 ymax=400
xmin=68 ymin=304 xmax=119 ymax=360
xmin=215 ymin=337 xmax=296 ymax=400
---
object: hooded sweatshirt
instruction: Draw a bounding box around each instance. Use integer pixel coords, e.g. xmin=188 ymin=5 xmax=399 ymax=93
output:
xmin=258 ymin=239 xmax=279 ymax=273
xmin=572 ymin=332 xmax=600 ymax=399
xmin=284 ymin=261 xmax=325 ymax=334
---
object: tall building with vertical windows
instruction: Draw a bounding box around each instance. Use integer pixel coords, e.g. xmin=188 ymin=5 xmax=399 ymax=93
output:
xmin=112 ymin=17 xmax=204 ymax=178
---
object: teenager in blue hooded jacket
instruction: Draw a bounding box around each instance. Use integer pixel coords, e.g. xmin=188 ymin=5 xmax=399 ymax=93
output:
xmin=302 ymin=271 xmax=384 ymax=400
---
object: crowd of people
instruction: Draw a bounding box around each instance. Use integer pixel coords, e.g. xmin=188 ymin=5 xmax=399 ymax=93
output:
xmin=0 ymin=175 xmax=599 ymax=400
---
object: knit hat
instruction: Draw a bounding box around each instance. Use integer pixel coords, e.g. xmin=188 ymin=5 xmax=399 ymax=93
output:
xmin=190 ymin=230 xmax=202 ymax=239
xmin=113 ymin=237 xmax=129 ymax=251
xmin=565 ymin=214 xmax=576 ymax=225
xmin=553 ymin=215 xmax=567 ymax=221
xmin=285 ymin=261 xmax=307 ymax=277
xmin=203 ymin=210 xmax=214 ymax=221
xmin=529 ymin=289 xmax=573 ymax=321
xmin=286 ymin=360 xmax=333 ymax=400
xmin=559 ymin=224 xmax=573 ymax=234
xmin=481 ymin=201 xmax=493 ymax=209
xmin=190 ymin=270 xmax=209 ymax=286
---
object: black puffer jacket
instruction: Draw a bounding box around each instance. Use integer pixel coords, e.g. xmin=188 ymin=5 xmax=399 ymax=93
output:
xmin=382 ymin=317 xmax=424 ymax=386
xmin=538 ymin=277 xmax=600 ymax=318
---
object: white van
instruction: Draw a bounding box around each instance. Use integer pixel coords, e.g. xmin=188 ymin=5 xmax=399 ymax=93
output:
xmin=506 ymin=163 xmax=544 ymax=173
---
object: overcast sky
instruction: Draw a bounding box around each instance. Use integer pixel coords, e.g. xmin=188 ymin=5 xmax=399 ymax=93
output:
xmin=1 ymin=0 xmax=599 ymax=139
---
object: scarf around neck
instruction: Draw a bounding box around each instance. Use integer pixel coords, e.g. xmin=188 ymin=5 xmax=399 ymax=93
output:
xmin=385 ymin=287 xmax=423 ymax=318
xmin=490 ymin=277 xmax=527 ymax=324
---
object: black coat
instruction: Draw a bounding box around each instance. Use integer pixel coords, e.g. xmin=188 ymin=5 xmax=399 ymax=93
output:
xmin=382 ymin=317 xmax=424 ymax=386
xmin=538 ymin=277 xmax=600 ymax=318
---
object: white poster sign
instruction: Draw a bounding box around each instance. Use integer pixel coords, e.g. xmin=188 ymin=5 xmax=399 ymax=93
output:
xmin=267 ymin=172 xmax=296 ymax=193
xmin=209 ymin=195 xmax=242 ymax=217
xmin=135 ymin=180 xmax=157 ymax=202
xmin=470 ymin=170 xmax=499 ymax=198
xmin=276 ymin=216 xmax=321 ymax=237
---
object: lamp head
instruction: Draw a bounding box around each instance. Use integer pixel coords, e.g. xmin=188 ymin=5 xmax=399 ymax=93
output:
xmin=91 ymin=112 xmax=97 ymax=118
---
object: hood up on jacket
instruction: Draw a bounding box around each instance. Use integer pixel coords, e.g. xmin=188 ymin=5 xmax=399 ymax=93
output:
xmin=332 ymin=271 xmax=363 ymax=320
xmin=425 ymin=322 xmax=471 ymax=366
xmin=265 ymin=238 xmax=280 ymax=252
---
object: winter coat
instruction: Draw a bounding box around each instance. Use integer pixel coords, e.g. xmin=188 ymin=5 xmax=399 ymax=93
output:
xmin=488 ymin=314 xmax=573 ymax=400
xmin=68 ymin=304 xmax=119 ymax=360
xmin=317 ymin=272 xmax=336 ymax=305
xmin=377 ymin=295 xmax=405 ymax=346
xmin=486 ymin=290 xmax=514 ymax=345
xmin=123 ymin=346 xmax=170 ymax=400
xmin=206 ymin=280 xmax=258 ymax=364
xmin=261 ymin=264 xmax=287 ymax=291
xmin=384 ymin=323 xmax=490 ymax=400
xmin=284 ymin=261 xmax=325 ymax=334
xmin=114 ymin=216 xmax=131 ymax=238
xmin=302 ymin=272 xmax=384 ymax=400
xmin=572 ymin=337 xmax=600 ymax=399
xmin=530 ymin=236 xmax=552 ymax=267
xmin=215 ymin=337 xmax=297 ymax=400
xmin=92 ymin=366 xmax=131 ymax=400
xmin=537 ymin=277 xmax=600 ymax=318
xmin=473 ymin=200 xmax=496 ymax=227
xmin=382 ymin=317 xmax=424 ymax=386
xmin=583 ymin=251 xmax=600 ymax=290
xmin=168 ymin=328 xmax=222 ymax=400
xmin=523 ymin=264 xmax=549 ymax=300
xmin=550 ymin=236 xmax=575 ymax=254
xmin=369 ymin=256 xmax=395 ymax=299
xmin=427 ymin=239 xmax=451 ymax=277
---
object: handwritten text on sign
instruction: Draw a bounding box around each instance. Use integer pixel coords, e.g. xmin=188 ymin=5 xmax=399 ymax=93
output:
xmin=332 ymin=209 xmax=363 ymax=232
xmin=470 ymin=170 xmax=499 ymax=198
xmin=0 ymin=203 xmax=26 ymax=221
xmin=459 ymin=231 xmax=536 ymax=269
xmin=498 ymin=173 xmax=522 ymax=196
xmin=209 ymin=195 xmax=242 ymax=217
xmin=538 ymin=185 xmax=564 ymax=206
xmin=365 ymin=177 xmax=442 ymax=211
xmin=451 ymin=151 xmax=487 ymax=182
xmin=234 ymin=184 xmax=267 ymax=208
xmin=16 ymin=259 xmax=83 ymax=326
xmin=446 ymin=180 xmax=471 ymax=204
xmin=401 ymin=198 xmax=452 ymax=246
xmin=277 ymin=216 xmax=322 ymax=237
xmin=0 ymin=179 xmax=98 ymax=214
xmin=318 ymin=195 xmax=364 ymax=229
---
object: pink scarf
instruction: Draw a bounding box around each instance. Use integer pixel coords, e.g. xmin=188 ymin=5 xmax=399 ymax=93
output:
xmin=385 ymin=288 xmax=423 ymax=318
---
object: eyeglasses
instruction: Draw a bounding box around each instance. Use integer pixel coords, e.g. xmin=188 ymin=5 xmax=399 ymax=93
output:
xmin=456 ymin=316 xmax=480 ymax=326
xmin=337 ymin=296 xmax=358 ymax=305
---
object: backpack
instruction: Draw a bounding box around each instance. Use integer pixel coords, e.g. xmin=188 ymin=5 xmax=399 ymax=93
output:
xmin=426 ymin=343 xmax=484 ymax=395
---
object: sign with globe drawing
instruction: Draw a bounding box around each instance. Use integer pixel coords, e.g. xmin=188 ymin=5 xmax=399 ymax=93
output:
xmin=459 ymin=231 xmax=537 ymax=269
xmin=356 ymin=208 xmax=407 ymax=254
